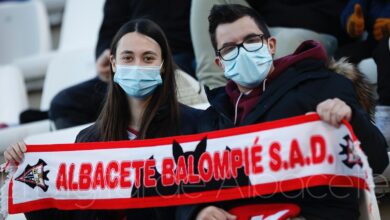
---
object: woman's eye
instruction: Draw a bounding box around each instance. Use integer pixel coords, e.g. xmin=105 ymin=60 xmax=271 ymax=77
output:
xmin=122 ymin=56 xmax=132 ymax=61
xmin=144 ymin=56 xmax=155 ymax=62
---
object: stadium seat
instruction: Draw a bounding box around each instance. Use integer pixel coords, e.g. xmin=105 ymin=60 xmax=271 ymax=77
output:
xmin=0 ymin=49 xmax=95 ymax=151
xmin=40 ymin=49 xmax=96 ymax=111
xmin=0 ymin=0 xmax=51 ymax=66
xmin=0 ymin=65 xmax=28 ymax=125
xmin=358 ymin=58 xmax=377 ymax=85
xmin=10 ymin=0 xmax=105 ymax=90
xmin=58 ymin=0 xmax=104 ymax=52
xmin=41 ymin=0 xmax=66 ymax=25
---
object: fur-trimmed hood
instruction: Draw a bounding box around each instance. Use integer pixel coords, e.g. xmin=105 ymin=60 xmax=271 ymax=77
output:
xmin=327 ymin=57 xmax=376 ymax=119
xmin=274 ymin=40 xmax=375 ymax=119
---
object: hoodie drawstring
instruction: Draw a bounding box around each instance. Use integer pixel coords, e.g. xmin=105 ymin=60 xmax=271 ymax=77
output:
xmin=234 ymin=93 xmax=244 ymax=125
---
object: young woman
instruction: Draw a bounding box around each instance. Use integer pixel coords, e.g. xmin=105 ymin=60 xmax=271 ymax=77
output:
xmin=4 ymin=19 xmax=202 ymax=220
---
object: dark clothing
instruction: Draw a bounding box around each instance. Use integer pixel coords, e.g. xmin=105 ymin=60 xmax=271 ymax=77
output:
xmin=336 ymin=0 xmax=390 ymax=62
xmin=335 ymin=37 xmax=378 ymax=64
xmin=341 ymin=0 xmax=390 ymax=35
xmin=95 ymin=0 xmax=193 ymax=59
xmin=336 ymin=1 xmax=390 ymax=105
xmin=26 ymin=104 xmax=202 ymax=220
xmin=247 ymin=0 xmax=349 ymax=41
xmin=373 ymin=37 xmax=390 ymax=105
xmin=336 ymin=37 xmax=390 ymax=105
xmin=95 ymin=0 xmax=195 ymax=75
xmin=75 ymin=104 xmax=202 ymax=142
xmin=176 ymin=41 xmax=389 ymax=220
xmin=49 ymin=77 xmax=107 ymax=129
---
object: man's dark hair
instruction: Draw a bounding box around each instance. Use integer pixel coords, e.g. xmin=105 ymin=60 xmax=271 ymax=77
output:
xmin=208 ymin=4 xmax=271 ymax=50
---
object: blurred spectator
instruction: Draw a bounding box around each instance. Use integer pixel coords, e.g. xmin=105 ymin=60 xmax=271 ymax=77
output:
xmin=373 ymin=38 xmax=390 ymax=145
xmin=336 ymin=0 xmax=390 ymax=144
xmin=191 ymin=0 xmax=348 ymax=89
xmin=336 ymin=0 xmax=390 ymax=63
xmin=49 ymin=0 xmax=194 ymax=129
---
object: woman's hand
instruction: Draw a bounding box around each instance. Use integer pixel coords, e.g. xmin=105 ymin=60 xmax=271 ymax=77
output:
xmin=316 ymin=98 xmax=352 ymax=127
xmin=196 ymin=206 xmax=236 ymax=220
xmin=4 ymin=141 xmax=27 ymax=163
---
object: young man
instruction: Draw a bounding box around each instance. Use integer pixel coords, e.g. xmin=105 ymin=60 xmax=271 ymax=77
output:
xmin=177 ymin=4 xmax=389 ymax=220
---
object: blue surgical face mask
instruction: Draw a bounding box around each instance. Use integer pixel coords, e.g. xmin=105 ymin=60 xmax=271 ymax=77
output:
xmin=113 ymin=64 xmax=163 ymax=99
xmin=222 ymin=43 xmax=273 ymax=88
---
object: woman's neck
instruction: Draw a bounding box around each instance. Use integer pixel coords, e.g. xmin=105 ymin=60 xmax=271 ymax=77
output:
xmin=127 ymin=96 xmax=148 ymax=131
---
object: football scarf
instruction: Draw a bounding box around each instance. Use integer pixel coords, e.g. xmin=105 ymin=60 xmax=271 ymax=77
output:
xmin=1 ymin=114 xmax=376 ymax=219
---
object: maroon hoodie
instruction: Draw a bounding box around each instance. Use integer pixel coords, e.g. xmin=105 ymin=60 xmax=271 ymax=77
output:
xmin=225 ymin=40 xmax=328 ymax=125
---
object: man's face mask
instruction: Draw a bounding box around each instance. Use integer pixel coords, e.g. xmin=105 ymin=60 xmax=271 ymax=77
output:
xmin=113 ymin=64 xmax=163 ymax=99
xmin=221 ymin=42 xmax=273 ymax=88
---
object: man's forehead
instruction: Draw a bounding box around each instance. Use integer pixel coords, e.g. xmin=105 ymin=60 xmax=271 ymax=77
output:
xmin=215 ymin=16 xmax=263 ymax=47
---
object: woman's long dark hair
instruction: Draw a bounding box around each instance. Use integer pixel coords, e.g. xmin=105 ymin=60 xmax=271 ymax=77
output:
xmin=96 ymin=19 xmax=180 ymax=141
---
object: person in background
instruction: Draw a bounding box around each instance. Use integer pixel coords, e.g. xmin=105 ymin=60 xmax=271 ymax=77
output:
xmin=177 ymin=4 xmax=389 ymax=220
xmin=5 ymin=19 xmax=202 ymax=220
xmin=336 ymin=0 xmax=390 ymax=144
xmin=373 ymin=38 xmax=390 ymax=145
xmin=49 ymin=0 xmax=195 ymax=129
xmin=191 ymin=0 xmax=348 ymax=89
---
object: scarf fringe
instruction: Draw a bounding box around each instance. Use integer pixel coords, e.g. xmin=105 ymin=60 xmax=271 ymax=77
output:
xmin=1 ymin=162 xmax=16 ymax=220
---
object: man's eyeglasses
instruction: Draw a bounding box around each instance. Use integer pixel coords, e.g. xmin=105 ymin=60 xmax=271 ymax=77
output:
xmin=216 ymin=34 xmax=265 ymax=61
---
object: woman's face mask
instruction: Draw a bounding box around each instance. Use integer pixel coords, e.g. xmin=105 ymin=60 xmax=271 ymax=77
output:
xmin=221 ymin=42 xmax=273 ymax=88
xmin=113 ymin=64 xmax=163 ymax=99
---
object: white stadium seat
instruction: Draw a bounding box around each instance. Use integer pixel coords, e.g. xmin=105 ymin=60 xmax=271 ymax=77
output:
xmin=0 ymin=49 xmax=95 ymax=152
xmin=40 ymin=49 xmax=96 ymax=111
xmin=358 ymin=58 xmax=377 ymax=85
xmin=58 ymin=0 xmax=105 ymax=52
xmin=9 ymin=0 xmax=105 ymax=90
xmin=0 ymin=0 xmax=51 ymax=65
xmin=0 ymin=66 xmax=28 ymax=125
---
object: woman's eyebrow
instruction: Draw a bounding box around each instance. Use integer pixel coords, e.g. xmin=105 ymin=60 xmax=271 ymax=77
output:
xmin=120 ymin=50 xmax=133 ymax=55
xmin=143 ymin=51 xmax=158 ymax=56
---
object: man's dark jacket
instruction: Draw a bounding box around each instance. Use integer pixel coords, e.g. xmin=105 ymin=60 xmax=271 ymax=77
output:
xmin=176 ymin=41 xmax=389 ymax=220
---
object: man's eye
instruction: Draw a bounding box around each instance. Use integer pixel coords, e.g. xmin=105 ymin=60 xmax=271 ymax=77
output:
xmin=221 ymin=46 xmax=236 ymax=55
xmin=245 ymin=38 xmax=261 ymax=44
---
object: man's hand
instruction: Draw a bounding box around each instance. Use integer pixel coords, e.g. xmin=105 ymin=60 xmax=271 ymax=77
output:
xmin=316 ymin=98 xmax=352 ymax=127
xmin=196 ymin=206 xmax=237 ymax=220
xmin=373 ymin=18 xmax=390 ymax=41
xmin=346 ymin=4 xmax=365 ymax=38
xmin=96 ymin=49 xmax=111 ymax=82
xmin=4 ymin=141 xmax=27 ymax=163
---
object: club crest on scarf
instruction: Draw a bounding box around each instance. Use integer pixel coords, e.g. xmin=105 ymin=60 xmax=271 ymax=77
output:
xmin=339 ymin=135 xmax=363 ymax=169
xmin=15 ymin=159 xmax=50 ymax=192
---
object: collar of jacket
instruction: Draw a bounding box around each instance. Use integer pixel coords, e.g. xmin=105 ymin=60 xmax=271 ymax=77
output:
xmin=206 ymin=59 xmax=330 ymax=126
